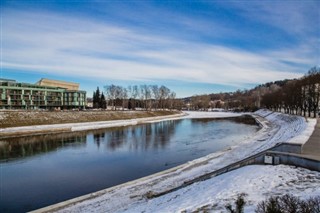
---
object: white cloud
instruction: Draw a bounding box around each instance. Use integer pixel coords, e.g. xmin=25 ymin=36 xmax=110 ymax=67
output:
xmin=2 ymin=9 xmax=317 ymax=88
xmin=223 ymin=1 xmax=320 ymax=36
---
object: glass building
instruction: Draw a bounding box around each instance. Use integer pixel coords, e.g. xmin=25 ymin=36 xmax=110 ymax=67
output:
xmin=0 ymin=78 xmax=86 ymax=109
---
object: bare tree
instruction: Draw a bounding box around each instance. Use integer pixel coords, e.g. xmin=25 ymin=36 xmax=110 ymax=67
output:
xmin=260 ymin=66 xmax=320 ymax=117
xmin=159 ymin=85 xmax=170 ymax=110
xmin=168 ymin=91 xmax=176 ymax=110
xmin=139 ymin=85 xmax=146 ymax=110
xmin=104 ymin=84 xmax=177 ymax=111
xmin=146 ymin=85 xmax=152 ymax=111
xmin=151 ymin=85 xmax=160 ymax=110
xmin=120 ymin=87 xmax=128 ymax=110
xmin=308 ymin=66 xmax=320 ymax=117
xmin=105 ymin=84 xmax=117 ymax=110
xmin=139 ymin=85 xmax=152 ymax=110
xmin=132 ymin=85 xmax=139 ymax=110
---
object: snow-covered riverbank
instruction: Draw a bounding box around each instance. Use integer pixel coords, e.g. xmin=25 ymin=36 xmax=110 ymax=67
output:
xmin=35 ymin=110 xmax=317 ymax=213
xmin=0 ymin=111 xmax=250 ymax=139
xmin=0 ymin=111 xmax=185 ymax=137
xmin=120 ymin=165 xmax=320 ymax=213
xmin=0 ymin=111 xmax=243 ymax=136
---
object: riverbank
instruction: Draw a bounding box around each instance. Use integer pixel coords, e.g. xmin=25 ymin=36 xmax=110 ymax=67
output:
xmin=0 ymin=110 xmax=180 ymax=128
xmin=31 ymin=110 xmax=318 ymax=213
xmin=0 ymin=110 xmax=183 ymax=138
xmin=0 ymin=111 xmax=244 ymax=138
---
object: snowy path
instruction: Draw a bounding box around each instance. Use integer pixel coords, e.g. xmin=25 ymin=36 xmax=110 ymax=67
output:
xmin=45 ymin=110 xmax=317 ymax=213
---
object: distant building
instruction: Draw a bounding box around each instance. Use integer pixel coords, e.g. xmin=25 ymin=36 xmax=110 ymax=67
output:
xmin=86 ymin=97 xmax=93 ymax=108
xmin=0 ymin=78 xmax=86 ymax=110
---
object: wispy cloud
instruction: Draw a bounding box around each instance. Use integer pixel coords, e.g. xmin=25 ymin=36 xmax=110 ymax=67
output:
xmin=227 ymin=1 xmax=319 ymax=35
xmin=2 ymin=2 xmax=319 ymax=96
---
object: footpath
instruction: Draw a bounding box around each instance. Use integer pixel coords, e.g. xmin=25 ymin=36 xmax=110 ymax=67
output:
xmin=302 ymin=118 xmax=320 ymax=161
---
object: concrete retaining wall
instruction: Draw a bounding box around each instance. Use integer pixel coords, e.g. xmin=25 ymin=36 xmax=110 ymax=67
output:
xmin=264 ymin=151 xmax=320 ymax=171
xmin=270 ymin=143 xmax=302 ymax=154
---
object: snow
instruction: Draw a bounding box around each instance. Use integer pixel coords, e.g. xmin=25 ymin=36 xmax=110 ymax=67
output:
xmin=53 ymin=109 xmax=318 ymax=213
xmin=183 ymin=111 xmax=243 ymax=119
xmin=144 ymin=111 xmax=243 ymax=124
xmin=254 ymin=109 xmax=317 ymax=145
xmin=288 ymin=118 xmax=317 ymax=144
xmin=119 ymin=165 xmax=320 ymax=213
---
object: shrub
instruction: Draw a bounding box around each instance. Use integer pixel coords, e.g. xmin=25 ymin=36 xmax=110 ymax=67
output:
xmin=225 ymin=193 xmax=247 ymax=213
xmin=255 ymin=194 xmax=320 ymax=213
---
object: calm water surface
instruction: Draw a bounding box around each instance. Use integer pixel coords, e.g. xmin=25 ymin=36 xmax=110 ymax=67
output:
xmin=0 ymin=116 xmax=259 ymax=212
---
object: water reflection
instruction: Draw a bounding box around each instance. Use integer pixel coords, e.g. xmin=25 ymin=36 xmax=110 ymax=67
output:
xmin=93 ymin=132 xmax=104 ymax=148
xmin=90 ymin=120 xmax=178 ymax=151
xmin=0 ymin=120 xmax=181 ymax=161
xmin=0 ymin=133 xmax=86 ymax=161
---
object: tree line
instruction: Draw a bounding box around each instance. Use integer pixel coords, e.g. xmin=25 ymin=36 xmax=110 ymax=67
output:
xmin=187 ymin=90 xmax=261 ymax=112
xmin=186 ymin=66 xmax=320 ymax=117
xmin=92 ymin=84 xmax=182 ymax=110
xmin=91 ymin=66 xmax=319 ymax=116
xmin=261 ymin=66 xmax=320 ymax=117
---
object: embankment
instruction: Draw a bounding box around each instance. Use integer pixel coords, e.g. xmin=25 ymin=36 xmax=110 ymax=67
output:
xmin=0 ymin=110 xmax=184 ymax=138
xmin=0 ymin=110 xmax=180 ymax=128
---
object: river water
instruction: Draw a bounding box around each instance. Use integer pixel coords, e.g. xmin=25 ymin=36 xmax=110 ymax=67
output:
xmin=0 ymin=116 xmax=259 ymax=212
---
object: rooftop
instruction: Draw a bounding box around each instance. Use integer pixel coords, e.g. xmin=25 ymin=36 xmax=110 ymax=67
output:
xmin=36 ymin=78 xmax=80 ymax=91
xmin=0 ymin=78 xmax=16 ymax=83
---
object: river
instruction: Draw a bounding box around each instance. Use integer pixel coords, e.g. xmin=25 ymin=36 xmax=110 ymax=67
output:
xmin=0 ymin=116 xmax=259 ymax=212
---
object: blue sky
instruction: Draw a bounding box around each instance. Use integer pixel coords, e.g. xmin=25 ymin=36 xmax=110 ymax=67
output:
xmin=1 ymin=0 xmax=319 ymax=97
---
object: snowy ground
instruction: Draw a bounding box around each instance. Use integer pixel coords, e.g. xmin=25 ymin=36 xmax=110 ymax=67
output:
xmin=46 ymin=109 xmax=318 ymax=213
xmin=183 ymin=111 xmax=243 ymax=119
xmin=120 ymin=165 xmax=320 ymax=213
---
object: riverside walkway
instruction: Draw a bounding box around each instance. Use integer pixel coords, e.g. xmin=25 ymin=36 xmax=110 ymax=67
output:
xmin=302 ymin=118 xmax=320 ymax=161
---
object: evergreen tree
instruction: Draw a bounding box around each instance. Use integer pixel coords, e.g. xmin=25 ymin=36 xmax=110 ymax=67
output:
xmin=96 ymin=87 xmax=100 ymax=103
xmin=93 ymin=87 xmax=101 ymax=108
xmin=93 ymin=91 xmax=96 ymax=108
xmin=100 ymin=92 xmax=106 ymax=109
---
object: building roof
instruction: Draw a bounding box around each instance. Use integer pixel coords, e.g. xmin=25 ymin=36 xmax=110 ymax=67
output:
xmin=36 ymin=78 xmax=80 ymax=91
xmin=0 ymin=78 xmax=16 ymax=83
